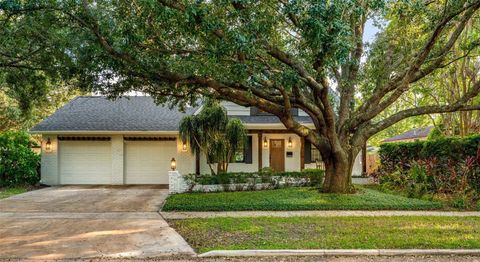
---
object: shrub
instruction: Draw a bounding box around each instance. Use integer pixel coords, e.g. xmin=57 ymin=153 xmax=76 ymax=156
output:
xmin=0 ymin=131 xmax=40 ymax=186
xmin=376 ymin=140 xmax=480 ymax=209
xmin=379 ymin=141 xmax=424 ymax=171
xmin=379 ymin=135 xmax=480 ymax=193
xmin=184 ymin=169 xmax=325 ymax=191
xmin=379 ymin=134 xmax=480 ymax=170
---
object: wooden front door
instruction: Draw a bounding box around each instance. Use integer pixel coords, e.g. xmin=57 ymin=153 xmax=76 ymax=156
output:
xmin=269 ymin=139 xmax=285 ymax=172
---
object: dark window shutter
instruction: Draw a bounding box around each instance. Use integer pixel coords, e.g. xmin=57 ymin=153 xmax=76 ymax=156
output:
xmin=244 ymin=136 xmax=253 ymax=164
xmin=304 ymin=140 xmax=312 ymax=163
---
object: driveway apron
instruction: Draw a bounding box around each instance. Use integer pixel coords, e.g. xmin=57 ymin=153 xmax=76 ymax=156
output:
xmin=0 ymin=186 xmax=195 ymax=259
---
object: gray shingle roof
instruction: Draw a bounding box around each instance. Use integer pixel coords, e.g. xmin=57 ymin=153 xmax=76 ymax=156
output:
xmin=232 ymin=115 xmax=313 ymax=124
xmin=30 ymin=96 xmax=199 ymax=132
xmin=31 ymin=96 xmax=314 ymax=133
xmin=382 ymin=126 xmax=433 ymax=142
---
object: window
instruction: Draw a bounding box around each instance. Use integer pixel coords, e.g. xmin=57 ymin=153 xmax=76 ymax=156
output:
xmin=311 ymin=147 xmax=322 ymax=162
xmin=304 ymin=140 xmax=322 ymax=164
xmin=231 ymin=136 xmax=252 ymax=163
xmin=233 ymin=146 xmax=245 ymax=162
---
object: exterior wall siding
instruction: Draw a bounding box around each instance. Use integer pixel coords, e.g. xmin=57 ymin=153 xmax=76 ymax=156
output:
xmin=173 ymin=137 xmax=196 ymax=176
xmin=111 ymin=135 xmax=124 ymax=184
xmin=40 ymin=134 xmax=195 ymax=185
xmin=40 ymin=135 xmax=59 ymax=185
xmin=221 ymin=101 xmax=250 ymax=116
xmin=298 ymin=109 xmax=308 ymax=116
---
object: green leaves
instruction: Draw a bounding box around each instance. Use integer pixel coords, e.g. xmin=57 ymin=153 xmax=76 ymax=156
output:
xmin=0 ymin=131 xmax=40 ymax=187
xmin=225 ymin=118 xmax=247 ymax=156
xmin=179 ymin=100 xmax=247 ymax=174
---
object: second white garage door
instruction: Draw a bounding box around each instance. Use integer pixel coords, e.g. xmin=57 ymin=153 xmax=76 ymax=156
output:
xmin=124 ymin=141 xmax=175 ymax=184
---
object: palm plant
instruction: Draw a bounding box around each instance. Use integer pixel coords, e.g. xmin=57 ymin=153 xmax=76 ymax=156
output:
xmin=179 ymin=100 xmax=247 ymax=175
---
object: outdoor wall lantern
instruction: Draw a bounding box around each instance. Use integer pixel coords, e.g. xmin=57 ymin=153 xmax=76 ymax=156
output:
xmin=45 ymin=138 xmax=52 ymax=153
xmin=288 ymin=137 xmax=293 ymax=148
xmin=182 ymin=141 xmax=187 ymax=152
xmin=263 ymin=137 xmax=268 ymax=148
xmin=170 ymin=157 xmax=177 ymax=171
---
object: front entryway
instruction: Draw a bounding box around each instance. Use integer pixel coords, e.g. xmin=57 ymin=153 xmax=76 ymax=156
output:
xmin=269 ymin=139 xmax=285 ymax=172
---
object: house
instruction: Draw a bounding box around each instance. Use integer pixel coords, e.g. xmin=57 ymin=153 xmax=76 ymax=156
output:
xmin=31 ymin=96 xmax=362 ymax=185
xmin=382 ymin=126 xmax=433 ymax=143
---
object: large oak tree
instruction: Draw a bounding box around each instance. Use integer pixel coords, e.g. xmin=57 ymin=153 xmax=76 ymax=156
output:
xmin=2 ymin=0 xmax=480 ymax=192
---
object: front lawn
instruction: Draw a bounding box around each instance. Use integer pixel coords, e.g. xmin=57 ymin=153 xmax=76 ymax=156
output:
xmin=163 ymin=187 xmax=442 ymax=211
xmin=171 ymin=216 xmax=480 ymax=253
xmin=0 ymin=186 xmax=29 ymax=199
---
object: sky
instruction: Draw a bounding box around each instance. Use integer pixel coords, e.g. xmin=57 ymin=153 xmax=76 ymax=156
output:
xmin=363 ymin=19 xmax=380 ymax=44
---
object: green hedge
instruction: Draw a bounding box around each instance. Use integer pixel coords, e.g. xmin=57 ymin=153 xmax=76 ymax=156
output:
xmin=186 ymin=168 xmax=325 ymax=186
xmin=379 ymin=134 xmax=480 ymax=168
xmin=0 ymin=131 xmax=40 ymax=186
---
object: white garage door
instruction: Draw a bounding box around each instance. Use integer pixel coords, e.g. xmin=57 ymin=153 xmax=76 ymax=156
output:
xmin=125 ymin=141 xmax=175 ymax=184
xmin=59 ymin=141 xmax=112 ymax=184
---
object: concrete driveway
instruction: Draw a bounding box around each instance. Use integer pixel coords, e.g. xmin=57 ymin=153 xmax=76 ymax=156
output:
xmin=0 ymin=186 xmax=195 ymax=260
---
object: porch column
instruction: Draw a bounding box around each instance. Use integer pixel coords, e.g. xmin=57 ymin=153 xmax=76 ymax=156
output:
xmin=258 ymin=132 xmax=263 ymax=171
xmin=195 ymin=151 xmax=200 ymax=175
xmin=362 ymin=142 xmax=367 ymax=175
xmin=300 ymin=137 xmax=305 ymax=170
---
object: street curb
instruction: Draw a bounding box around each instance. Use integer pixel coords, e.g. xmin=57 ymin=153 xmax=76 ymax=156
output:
xmin=198 ymin=249 xmax=480 ymax=257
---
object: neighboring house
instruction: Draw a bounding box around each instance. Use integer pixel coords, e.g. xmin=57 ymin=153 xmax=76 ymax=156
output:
xmin=31 ymin=96 xmax=362 ymax=185
xmin=382 ymin=126 xmax=433 ymax=143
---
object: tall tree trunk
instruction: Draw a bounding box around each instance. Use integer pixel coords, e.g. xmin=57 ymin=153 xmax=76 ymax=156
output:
xmin=321 ymin=148 xmax=354 ymax=193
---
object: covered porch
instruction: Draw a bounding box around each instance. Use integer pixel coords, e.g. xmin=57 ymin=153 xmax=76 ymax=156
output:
xmin=198 ymin=129 xmax=364 ymax=176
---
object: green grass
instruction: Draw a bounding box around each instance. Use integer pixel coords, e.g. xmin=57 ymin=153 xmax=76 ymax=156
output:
xmin=170 ymin=216 xmax=480 ymax=252
xmin=163 ymin=187 xmax=442 ymax=211
xmin=0 ymin=187 xmax=29 ymax=199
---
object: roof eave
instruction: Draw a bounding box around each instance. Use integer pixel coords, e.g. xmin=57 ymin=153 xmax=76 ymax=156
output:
xmin=244 ymin=123 xmax=315 ymax=129
xmin=29 ymin=130 xmax=180 ymax=135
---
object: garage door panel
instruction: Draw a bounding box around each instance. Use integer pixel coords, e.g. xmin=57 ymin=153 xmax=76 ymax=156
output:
xmin=125 ymin=141 xmax=174 ymax=184
xmin=59 ymin=141 xmax=112 ymax=184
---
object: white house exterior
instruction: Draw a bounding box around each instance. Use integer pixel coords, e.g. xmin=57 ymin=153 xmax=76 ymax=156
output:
xmin=31 ymin=96 xmax=363 ymax=186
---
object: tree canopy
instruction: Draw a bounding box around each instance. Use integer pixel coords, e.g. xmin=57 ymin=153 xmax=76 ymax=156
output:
xmin=1 ymin=0 xmax=480 ymax=192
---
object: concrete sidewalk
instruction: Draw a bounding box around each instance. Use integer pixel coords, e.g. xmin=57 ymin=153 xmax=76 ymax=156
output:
xmin=161 ymin=210 xmax=480 ymax=219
